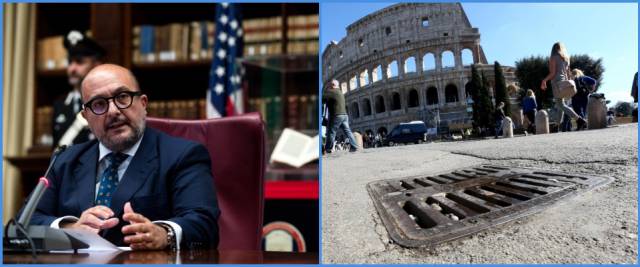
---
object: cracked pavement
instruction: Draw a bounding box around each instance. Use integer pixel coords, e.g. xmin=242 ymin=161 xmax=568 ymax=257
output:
xmin=321 ymin=123 xmax=638 ymax=263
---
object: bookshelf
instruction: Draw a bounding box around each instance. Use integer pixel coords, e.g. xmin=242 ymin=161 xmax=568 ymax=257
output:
xmin=22 ymin=3 xmax=319 ymax=252
xmin=32 ymin=3 xmax=318 ymax=149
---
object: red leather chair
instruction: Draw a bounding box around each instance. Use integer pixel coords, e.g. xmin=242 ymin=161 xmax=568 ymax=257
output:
xmin=146 ymin=112 xmax=265 ymax=251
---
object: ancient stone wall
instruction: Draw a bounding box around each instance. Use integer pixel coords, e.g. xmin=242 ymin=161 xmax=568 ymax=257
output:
xmin=322 ymin=3 xmax=517 ymax=136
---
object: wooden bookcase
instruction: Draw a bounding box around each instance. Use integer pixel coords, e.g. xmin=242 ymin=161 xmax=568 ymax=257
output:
xmin=33 ymin=3 xmax=318 ymax=148
xmin=20 ymin=3 xmax=319 ymax=252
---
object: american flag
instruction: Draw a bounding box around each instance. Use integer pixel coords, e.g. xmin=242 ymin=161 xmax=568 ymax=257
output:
xmin=207 ymin=3 xmax=244 ymax=118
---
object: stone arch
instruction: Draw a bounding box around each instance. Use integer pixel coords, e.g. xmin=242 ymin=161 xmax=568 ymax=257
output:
xmin=445 ymin=84 xmax=459 ymax=103
xmin=387 ymin=60 xmax=398 ymax=78
xmin=372 ymin=65 xmax=382 ymax=83
xmin=465 ymin=83 xmax=473 ymax=99
xmin=349 ymin=75 xmax=358 ymax=90
xmin=359 ymin=69 xmax=370 ymax=87
xmin=361 ymin=98 xmax=372 ymax=116
xmin=423 ymin=52 xmax=436 ymax=71
xmin=391 ymin=92 xmax=401 ymax=110
xmin=351 ymin=102 xmax=360 ymax=118
xmin=461 ymin=48 xmax=474 ymax=66
xmin=404 ymin=56 xmax=416 ymax=73
xmin=375 ymin=95 xmax=386 ymax=113
xmin=441 ymin=50 xmax=455 ymax=68
xmin=426 ymin=86 xmax=439 ymax=105
xmin=408 ymin=89 xmax=419 ymax=107
xmin=341 ymin=82 xmax=348 ymax=94
xmin=422 ymin=52 xmax=436 ymax=71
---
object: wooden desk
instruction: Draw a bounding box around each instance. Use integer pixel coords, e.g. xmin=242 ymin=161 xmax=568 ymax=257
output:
xmin=4 ymin=249 xmax=318 ymax=264
xmin=5 ymin=154 xmax=320 ymax=253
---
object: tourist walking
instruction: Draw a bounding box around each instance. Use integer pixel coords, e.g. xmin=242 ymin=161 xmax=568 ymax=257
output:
xmin=522 ymin=89 xmax=537 ymax=133
xmin=540 ymin=42 xmax=587 ymax=131
xmin=323 ymin=80 xmax=360 ymax=153
xmin=561 ymin=112 xmax=572 ymax=132
xmin=571 ymin=68 xmax=597 ymax=129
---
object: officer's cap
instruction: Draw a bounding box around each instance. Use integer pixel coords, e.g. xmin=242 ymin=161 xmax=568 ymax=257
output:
xmin=63 ymin=30 xmax=106 ymax=61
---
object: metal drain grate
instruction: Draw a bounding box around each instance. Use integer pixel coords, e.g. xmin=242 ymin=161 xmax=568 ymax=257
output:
xmin=367 ymin=165 xmax=613 ymax=248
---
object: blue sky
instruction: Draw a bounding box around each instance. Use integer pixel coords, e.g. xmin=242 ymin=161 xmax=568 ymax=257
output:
xmin=320 ymin=2 xmax=638 ymax=105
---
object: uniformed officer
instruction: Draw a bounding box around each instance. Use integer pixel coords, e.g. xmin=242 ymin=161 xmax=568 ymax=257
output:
xmin=52 ymin=30 xmax=106 ymax=147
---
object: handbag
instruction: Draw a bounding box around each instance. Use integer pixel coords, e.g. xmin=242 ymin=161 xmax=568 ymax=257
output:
xmin=552 ymin=79 xmax=577 ymax=99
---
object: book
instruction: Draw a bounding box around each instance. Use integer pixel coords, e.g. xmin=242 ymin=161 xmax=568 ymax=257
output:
xmin=308 ymin=95 xmax=318 ymax=129
xmin=287 ymin=95 xmax=299 ymax=129
xmin=140 ymin=25 xmax=156 ymax=63
xmin=243 ymin=16 xmax=283 ymax=57
xmin=132 ymin=21 xmax=214 ymax=64
xmin=34 ymin=106 xmax=53 ymax=146
xmin=131 ymin=26 xmax=141 ymax=63
xmin=36 ymin=35 xmax=68 ymax=70
xmin=189 ymin=21 xmax=201 ymax=61
xmin=269 ymin=128 xmax=319 ymax=168
xmin=146 ymin=99 xmax=202 ymax=119
xmin=285 ymin=14 xmax=319 ymax=55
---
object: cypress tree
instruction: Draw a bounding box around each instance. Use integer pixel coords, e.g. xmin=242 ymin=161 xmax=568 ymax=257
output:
xmin=494 ymin=61 xmax=511 ymax=117
xmin=468 ymin=65 xmax=483 ymax=128
xmin=476 ymin=71 xmax=494 ymax=131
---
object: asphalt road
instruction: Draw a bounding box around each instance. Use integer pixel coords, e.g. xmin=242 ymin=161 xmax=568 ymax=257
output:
xmin=322 ymin=123 xmax=638 ymax=264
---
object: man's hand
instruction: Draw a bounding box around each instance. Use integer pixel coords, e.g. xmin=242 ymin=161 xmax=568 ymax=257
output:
xmin=121 ymin=202 xmax=168 ymax=250
xmin=541 ymin=79 xmax=548 ymax=90
xmin=61 ymin=206 xmax=119 ymax=234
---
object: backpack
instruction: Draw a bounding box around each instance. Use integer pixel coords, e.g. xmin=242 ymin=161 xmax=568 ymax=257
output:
xmin=575 ymin=77 xmax=593 ymax=95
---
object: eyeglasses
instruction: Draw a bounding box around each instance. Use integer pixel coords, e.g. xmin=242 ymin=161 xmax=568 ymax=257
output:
xmin=83 ymin=91 xmax=142 ymax=115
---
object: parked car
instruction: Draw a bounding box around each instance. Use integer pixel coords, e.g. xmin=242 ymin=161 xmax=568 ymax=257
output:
xmin=383 ymin=121 xmax=428 ymax=146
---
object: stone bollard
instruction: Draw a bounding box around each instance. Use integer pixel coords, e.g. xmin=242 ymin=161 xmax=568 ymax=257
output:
xmin=511 ymin=108 xmax=523 ymax=129
xmin=535 ymin=110 xmax=549 ymax=134
xmin=353 ymin=132 xmax=364 ymax=149
xmin=502 ymin=117 xmax=514 ymax=138
xmin=587 ymin=93 xmax=607 ymax=129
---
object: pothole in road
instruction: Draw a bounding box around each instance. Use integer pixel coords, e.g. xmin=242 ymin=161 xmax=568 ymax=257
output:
xmin=367 ymin=165 xmax=613 ymax=248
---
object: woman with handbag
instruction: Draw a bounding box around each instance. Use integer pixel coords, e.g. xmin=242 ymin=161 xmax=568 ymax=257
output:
xmin=540 ymin=42 xmax=587 ymax=131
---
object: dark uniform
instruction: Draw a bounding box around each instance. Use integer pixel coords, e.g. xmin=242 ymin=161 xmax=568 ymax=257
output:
xmin=52 ymin=91 xmax=91 ymax=146
xmin=52 ymin=30 xmax=106 ymax=147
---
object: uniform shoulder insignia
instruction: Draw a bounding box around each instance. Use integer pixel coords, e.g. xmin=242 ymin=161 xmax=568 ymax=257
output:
xmin=56 ymin=114 xmax=66 ymax=123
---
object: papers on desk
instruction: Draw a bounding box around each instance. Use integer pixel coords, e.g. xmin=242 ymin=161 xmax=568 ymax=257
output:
xmin=48 ymin=229 xmax=128 ymax=264
xmin=52 ymin=229 xmax=130 ymax=252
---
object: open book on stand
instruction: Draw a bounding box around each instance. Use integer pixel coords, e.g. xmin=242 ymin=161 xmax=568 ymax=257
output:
xmin=270 ymin=128 xmax=319 ymax=168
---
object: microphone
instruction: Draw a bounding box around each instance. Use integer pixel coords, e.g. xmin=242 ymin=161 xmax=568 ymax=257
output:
xmin=16 ymin=145 xmax=65 ymax=226
xmin=4 ymin=145 xmax=88 ymax=255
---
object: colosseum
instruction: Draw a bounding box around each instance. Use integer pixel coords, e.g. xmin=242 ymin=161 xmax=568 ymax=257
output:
xmin=322 ymin=3 xmax=518 ymax=138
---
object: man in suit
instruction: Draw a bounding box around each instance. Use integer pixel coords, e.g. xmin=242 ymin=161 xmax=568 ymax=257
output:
xmin=31 ymin=64 xmax=219 ymax=250
xmin=52 ymin=30 xmax=105 ymax=147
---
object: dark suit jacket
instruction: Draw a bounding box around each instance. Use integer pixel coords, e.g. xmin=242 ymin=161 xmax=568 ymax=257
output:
xmin=31 ymin=127 xmax=220 ymax=248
